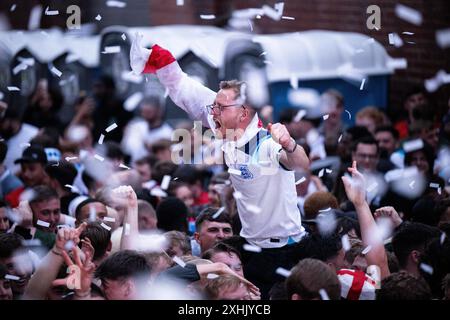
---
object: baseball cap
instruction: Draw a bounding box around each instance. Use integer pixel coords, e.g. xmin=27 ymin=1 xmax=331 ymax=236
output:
xmin=14 ymin=145 xmax=48 ymax=164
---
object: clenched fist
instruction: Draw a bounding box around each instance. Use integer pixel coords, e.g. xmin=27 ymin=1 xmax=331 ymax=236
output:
xmin=267 ymin=123 xmax=295 ymax=151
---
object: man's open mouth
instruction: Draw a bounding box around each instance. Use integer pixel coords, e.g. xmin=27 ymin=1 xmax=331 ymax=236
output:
xmin=214 ymin=120 xmax=222 ymax=129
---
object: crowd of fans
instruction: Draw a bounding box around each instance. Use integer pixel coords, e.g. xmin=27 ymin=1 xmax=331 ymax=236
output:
xmin=0 ymin=50 xmax=449 ymax=300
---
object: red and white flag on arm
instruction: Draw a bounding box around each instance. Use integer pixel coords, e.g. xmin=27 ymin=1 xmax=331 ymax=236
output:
xmin=130 ymin=33 xmax=176 ymax=75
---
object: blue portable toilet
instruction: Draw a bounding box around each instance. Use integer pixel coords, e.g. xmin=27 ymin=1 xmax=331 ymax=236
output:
xmin=252 ymin=30 xmax=393 ymax=123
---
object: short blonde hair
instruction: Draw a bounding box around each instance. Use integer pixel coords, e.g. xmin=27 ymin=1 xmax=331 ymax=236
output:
xmin=356 ymin=106 xmax=387 ymax=127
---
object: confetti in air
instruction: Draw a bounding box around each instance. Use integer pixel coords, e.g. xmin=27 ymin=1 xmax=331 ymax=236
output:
xmin=436 ymin=28 xmax=450 ymax=49
xmin=50 ymin=66 xmax=62 ymax=78
xmin=281 ymin=16 xmax=295 ymax=20
xmin=323 ymin=114 xmax=329 ymax=120
xmin=124 ymin=223 xmax=130 ymax=235
xmin=387 ymin=58 xmax=408 ymax=70
xmin=388 ymin=33 xmax=404 ymax=47
xmin=360 ymin=78 xmax=366 ymax=90
xmin=10 ymin=4 xmax=16 ymax=11
xmin=246 ymin=204 xmax=261 ymax=214
xmin=95 ymin=14 xmax=102 ymax=21
xmin=441 ymin=232 xmax=446 ymax=245
xmin=5 ymin=274 xmax=20 ymax=281
xmin=341 ymin=235 xmax=351 ymax=252
xmin=7 ymin=86 xmax=20 ymax=92
xmin=121 ymin=33 xmax=127 ymax=41
xmin=243 ymin=244 xmax=262 ymax=253
xmin=100 ymin=223 xmax=112 ymax=231
xmin=44 ymin=6 xmax=59 ymax=15
xmin=228 ymin=168 xmax=242 ymax=176
xmin=105 ymin=123 xmax=118 ymax=132
xmin=295 ymin=177 xmax=306 ymax=185
xmin=403 ymin=139 xmax=424 ymax=152
xmin=102 ymin=46 xmax=121 ymax=54
xmin=362 ymin=245 xmax=372 ymax=255
xmin=160 ymin=175 xmax=172 ymax=190
xmin=119 ymin=163 xmax=131 ymax=170
xmin=98 ymin=134 xmax=105 ymax=145
xmin=395 ymin=4 xmax=423 ymax=26
xmin=106 ymin=1 xmax=127 ymax=8
xmin=419 ymin=263 xmax=433 ymax=275
xmin=173 ymin=256 xmax=186 ymax=268
xmin=212 ymin=207 xmax=225 ymax=219
xmin=103 ymin=217 xmax=116 ymax=222
xmin=200 ymin=14 xmax=216 ymax=20
xmin=94 ymin=154 xmax=105 ymax=162
xmin=65 ymin=156 xmax=78 ymax=161
xmin=36 ymin=220 xmax=50 ymax=228
xmin=275 ymin=267 xmax=291 ymax=278
xmin=319 ymin=289 xmax=330 ymax=300
xmin=176 ymin=0 xmax=184 ymax=6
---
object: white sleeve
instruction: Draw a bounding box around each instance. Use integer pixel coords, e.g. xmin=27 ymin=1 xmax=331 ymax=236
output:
xmin=156 ymin=62 xmax=216 ymax=128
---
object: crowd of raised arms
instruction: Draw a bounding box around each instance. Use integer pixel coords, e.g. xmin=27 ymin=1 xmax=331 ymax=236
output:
xmin=0 ymin=40 xmax=449 ymax=301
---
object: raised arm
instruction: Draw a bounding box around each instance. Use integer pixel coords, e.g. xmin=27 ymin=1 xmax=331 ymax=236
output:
xmin=23 ymin=223 xmax=87 ymax=300
xmin=130 ymin=33 xmax=216 ymax=128
xmin=341 ymin=161 xmax=390 ymax=279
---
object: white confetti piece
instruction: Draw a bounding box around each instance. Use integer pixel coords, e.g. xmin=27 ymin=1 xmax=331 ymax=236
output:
xmin=403 ymin=139 xmax=424 ymax=152
xmin=388 ymin=33 xmax=404 ymax=47
xmin=318 ymin=168 xmax=325 ymax=178
xmin=5 ymin=274 xmax=20 ymax=281
xmin=438 ymin=187 xmax=442 ymax=195
xmin=95 ymin=14 xmax=102 ymax=21
xmin=64 ymin=240 xmax=74 ymax=251
xmin=7 ymin=86 xmax=20 ymax=92
xmin=387 ymin=58 xmax=408 ymax=70
xmin=248 ymin=19 xmax=253 ymax=32
xmin=121 ymin=33 xmax=126 ymax=41
xmin=101 ymin=222 xmax=112 ymax=231
xmin=176 ymin=0 xmax=184 ymax=6
xmin=281 ymin=16 xmax=295 ymax=20
xmin=13 ymin=63 xmax=28 ymax=75
xmin=64 ymin=184 xmax=79 ymax=193
xmin=429 ymin=182 xmax=440 ymax=189
xmin=323 ymin=114 xmax=329 ymax=120
xmin=102 ymin=46 xmax=121 ymax=54
xmin=10 ymin=4 xmax=16 ymax=12
xmin=119 ymin=163 xmax=131 ymax=170
xmin=124 ymin=92 xmax=143 ymax=111
xmin=124 ymin=223 xmax=130 ymax=235
xmin=436 ymin=28 xmax=450 ymax=49
xmin=441 ymin=232 xmax=446 ymax=245
xmin=295 ymin=176 xmax=306 ymax=185
xmin=94 ymin=154 xmax=105 ymax=162
xmin=290 ymin=74 xmax=298 ymax=90
xmin=105 ymin=123 xmax=118 ymax=132
xmin=212 ymin=207 xmax=225 ymax=219
xmin=419 ymin=263 xmax=433 ymax=275
xmin=173 ymin=256 xmax=186 ymax=268
xmin=207 ymin=273 xmax=219 ymax=279
xmin=160 ymin=175 xmax=172 ymax=190
xmin=341 ymin=235 xmax=351 ymax=252
xmin=50 ymin=66 xmax=62 ymax=78
xmin=338 ymin=134 xmax=343 ymax=143
xmin=98 ymin=134 xmax=105 ymax=145
xmin=233 ymin=191 xmax=243 ymax=199
xmin=44 ymin=7 xmax=59 ymax=15
xmin=402 ymin=31 xmax=414 ymax=35
xmin=200 ymin=14 xmax=216 ymax=20
xmin=0 ymin=92 xmax=3 ymax=100
xmin=360 ymin=78 xmax=366 ymax=90
xmin=325 ymin=169 xmax=332 ymax=174
xmin=246 ymin=204 xmax=261 ymax=214
xmin=319 ymin=288 xmax=330 ymax=300
xmin=106 ymin=0 xmax=127 ymax=8
xmin=395 ymin=4 xmax=423 ymax=26
xmin=243 ymin=244 xmax=262 ymax=253
xmin=36 ymin=220 xmax=50 ymax=228
xmin=121 ymin=71 xmax=143 ymax=84
xmin=275 ymin=267 xmax=291 ymax=278
xmin=65 ymin=156 xmax=78 ymax=161
xmin=103 ymin=217 xmax=116 ymax=223
xmin=228 ymin=168 xmax=242 ymax=176
xmin=409 ymin=180 xmax=416 ymax=189
xmin=294 ymin=109 xmax=306 ymax=122
xmin=20 ymin=142 xmax=31 ymax=148
xmin=150 ymin=188 xmax=168 ymax=197
xmin=362 ymin=245 xmax=372 ymax=255
xmin=28 ymin=5 xmax=42 ymax=30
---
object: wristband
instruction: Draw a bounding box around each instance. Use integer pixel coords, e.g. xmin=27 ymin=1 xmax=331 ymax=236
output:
xmin=283 ymin=138 xmax=297 ymax=153
xmin=51 ymin=249 xmax=63 ymax=256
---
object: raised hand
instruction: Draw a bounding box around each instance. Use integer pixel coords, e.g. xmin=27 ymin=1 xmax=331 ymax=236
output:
xmin=130 ymin=32 xmax=152 ymax=75
xmin=54 ymin=222 xmax=87 ymax=254
xmin=111 ymin=185 xmax=138 ymax=209
xmin=52 ymin=246 xmax=95 ymax=299
xmin=341 ymin=161 xmax=366 ymax=207
xmin=267 ymin=123 xmax=295 ymax=151
xmin=374 ymin=206 xmax=403 ymax=228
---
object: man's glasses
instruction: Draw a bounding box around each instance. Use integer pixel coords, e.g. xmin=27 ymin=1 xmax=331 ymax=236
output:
xmin=206 ymin=103 xmax=243 ymax=115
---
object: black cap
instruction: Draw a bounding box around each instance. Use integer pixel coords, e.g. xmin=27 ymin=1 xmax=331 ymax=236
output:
xmin=14 ymin=145 xmax=47 ymax=164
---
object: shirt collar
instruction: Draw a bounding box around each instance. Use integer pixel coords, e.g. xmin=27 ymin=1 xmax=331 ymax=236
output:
xmin=222 ymin=113 xmax=262 ymax=151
